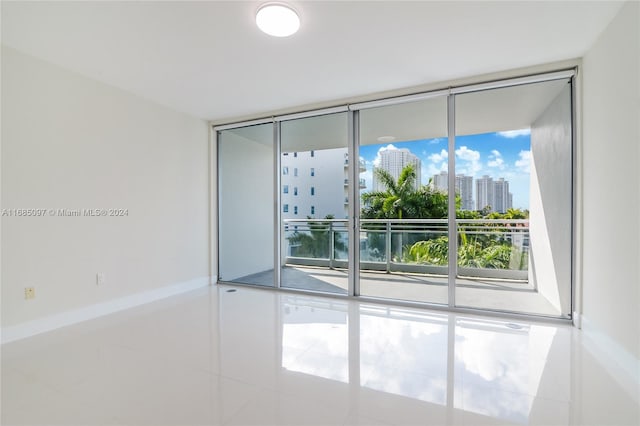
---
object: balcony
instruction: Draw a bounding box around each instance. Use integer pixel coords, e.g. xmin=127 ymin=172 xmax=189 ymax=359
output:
xmin=343 ymin=178 xmax=367 ymax=188
xmin=344 ymin=158 xmax=367 ymax=172
xmin=230 ymin=217 xmax=558 ymax=315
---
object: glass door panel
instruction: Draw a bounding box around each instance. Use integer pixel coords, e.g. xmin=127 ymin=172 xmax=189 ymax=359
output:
xmin=280 ymin=112 xmax=349 ymax=294
xmin=358 ymin=96 xmax=449 ymax=304
xmin=453 ymin=79 xmax=572 ymax=317
xmin=219 ymin=123 xmax=275 ymax=286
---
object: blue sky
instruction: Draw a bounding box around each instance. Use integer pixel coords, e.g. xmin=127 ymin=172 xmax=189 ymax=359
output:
xmin=359 ymin=130 xmax=531 ymax=209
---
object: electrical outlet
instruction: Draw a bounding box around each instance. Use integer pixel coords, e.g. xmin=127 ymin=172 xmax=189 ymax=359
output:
xmin=25 ymin=287 xmax=35 ymax=300
xmin=96 ymin=272 xmax=106 ymax=286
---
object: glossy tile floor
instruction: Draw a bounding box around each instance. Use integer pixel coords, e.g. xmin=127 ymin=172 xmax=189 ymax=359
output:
xmin=2 ymin=285 xmax=638 ymax=425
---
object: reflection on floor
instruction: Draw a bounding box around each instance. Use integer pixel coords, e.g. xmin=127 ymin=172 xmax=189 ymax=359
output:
xmin=2 ymin=285 xmax=637 ymax=425
xmin=236 ymin=265 xmax=560 ymax=316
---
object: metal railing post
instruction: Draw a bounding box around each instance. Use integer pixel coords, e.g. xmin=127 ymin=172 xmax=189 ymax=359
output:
xmin=385 ymin=222 xmax=392 ymax=273
xmin=329 ymin=222 xmax=335 ymax=269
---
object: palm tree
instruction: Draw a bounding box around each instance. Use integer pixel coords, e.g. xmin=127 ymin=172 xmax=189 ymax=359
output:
xmin=361 ymin=165 xmax=450 ymax=220
xmin=361 ymin=164 xmax=419 ymax=219
xmin=361 ymin=164 xmax=435 ymax=261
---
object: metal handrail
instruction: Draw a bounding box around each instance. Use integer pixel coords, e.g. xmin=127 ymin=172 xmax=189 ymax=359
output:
xmin=283 ymin=218 xmax=530 ymax=277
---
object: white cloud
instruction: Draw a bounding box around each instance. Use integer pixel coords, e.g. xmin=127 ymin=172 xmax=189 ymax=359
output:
xmin=428 ymin=138 xmax=443 ymax=145
xmin=487 ymin=149 xmax=504 ymax=169
xmin=429 ymin=149 xmax=448 ymax=163
xmin=424 ymin=149 xmax=449 ymax=180
xmin=426 ymin=162 xmax=448 ymax=178
xmin=361 ymin=169 xmax=373 ymax=192
xmin=496 ymin=129 xmax=531 ymax=138
xmin=372 ymin=144 xmax=398 ymax=167
xmin=455 ymin=146 xmax=482 ymax=176
xmin=515 ymin=150 xmax=531 ymax=173
xmin=456 ymin=146 xmax=480 ymax=162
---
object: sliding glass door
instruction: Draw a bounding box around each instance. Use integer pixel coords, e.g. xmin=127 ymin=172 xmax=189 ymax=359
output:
xmin=453 ymin=79 xmax=573 ymax=317
xmin=357 ymin=96 xmax=449 ymax=304
xmin=280 ymin=112 xmax=349 ymax=294
xmin=216 ymin=71 xmax=574 ymax=319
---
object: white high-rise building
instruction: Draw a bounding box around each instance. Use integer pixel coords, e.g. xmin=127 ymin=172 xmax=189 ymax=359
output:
xmin=281 ymin=148 xmax=365 ymax=220
xmin=493 ymin=178 xmax=513 ymax=213
xmin=431 ymin=172 xmax=474 ymax=211
xmin=432 ymin=171 xmax=448 ymax=192
xmin=373 ymin=148 xmax=421 ymax=191
xmin=476 ymin=175 xmax=495 ymax=211
xmin=475 ymin=175 xmax=513 ymax=212
xmin=456 ymin=175 xmax=474 ymax=211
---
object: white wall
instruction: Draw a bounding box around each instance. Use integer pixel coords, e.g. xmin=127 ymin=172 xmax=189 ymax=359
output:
xmin=529 ymin=84 xmax=572 ymax=315
xmin=1 ymin=47 xmax=209 ymax=329
xmin=582 ymin=0 xmax=639 ymax=364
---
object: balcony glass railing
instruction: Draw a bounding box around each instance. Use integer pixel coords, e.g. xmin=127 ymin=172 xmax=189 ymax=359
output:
xmin=344 ymin=177 xmax=367 ymax=188
xmin=344 ymin=158 xmax=367 ymax=170
xmin=283 ymin=218 xmax=529 ymax=281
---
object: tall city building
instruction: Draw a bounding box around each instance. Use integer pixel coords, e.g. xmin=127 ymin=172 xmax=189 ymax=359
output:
xmin=281 ymin=147 xmax=366 ymax=220
xmin=493 ymin=178 xmax=513 ymax=213
xmin=476 ymin=175 xmax=495 ymax=211
xmin=476 ymin=175 xmax=513 ymax=213
xmin=456 ymin=175 xmax=474 ymax=211
xmin=432 ymin=171 xmax=448 ymax=192
xmin=431 ymin=172 xmax=474 ymax=211
xmin=373 ymin=148 xmax=421 ymax=191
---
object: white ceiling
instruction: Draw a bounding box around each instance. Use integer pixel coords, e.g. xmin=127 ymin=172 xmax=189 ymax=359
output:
xmin=1 ymin=1 xmax=623 ymax=122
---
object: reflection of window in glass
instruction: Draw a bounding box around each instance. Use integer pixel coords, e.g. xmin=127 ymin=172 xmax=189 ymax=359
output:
xmin=283 ymin=204 xmax=289 ymax=213
xmin=294 ymin=167 xmax=298 ymax=177
xmin=311 ymin=167 xmax=315 ymax=176
xmin=311 ymin=150 xmax=315 ymax=157
xmin=294 ymin=206 xmax=298 ymax=215
xmin=294 ymin=187 xmax=298 ymax=196
xmin=283 ymin=166 xmax=288 ymax=175
xmin=311 ymin=187 xmax=315 ymax=196
xmin=283 ymin=185 xmax=289 ymax=194
xmin=311 ymin=206 xmax=315 ymax=215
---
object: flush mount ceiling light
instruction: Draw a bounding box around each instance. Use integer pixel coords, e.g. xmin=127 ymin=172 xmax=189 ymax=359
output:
xmin=256 ymin=3 xmax=300 ymax=37
xmin=377 ymin=136 xmax=396 ymax=143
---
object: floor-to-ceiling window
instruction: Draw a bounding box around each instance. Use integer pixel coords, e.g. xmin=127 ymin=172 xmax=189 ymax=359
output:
xmin=218 ymin=123 xmax=275 ymax=286
xmin=452 ymin=79 xmax=573 ymax=317
xmin=280 ymin=112 xmax=349 ymax=294
xmin=215 ymin=70 xmax=574 ymax=319
xmin=357 ymin=95 xmax=449 ymax=304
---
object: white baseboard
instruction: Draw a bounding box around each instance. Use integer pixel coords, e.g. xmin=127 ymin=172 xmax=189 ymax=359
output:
xmin=581 ymin=315 xmax=640 ymax=403
xmin=1 ymin=276 xmax=210 ymax=344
